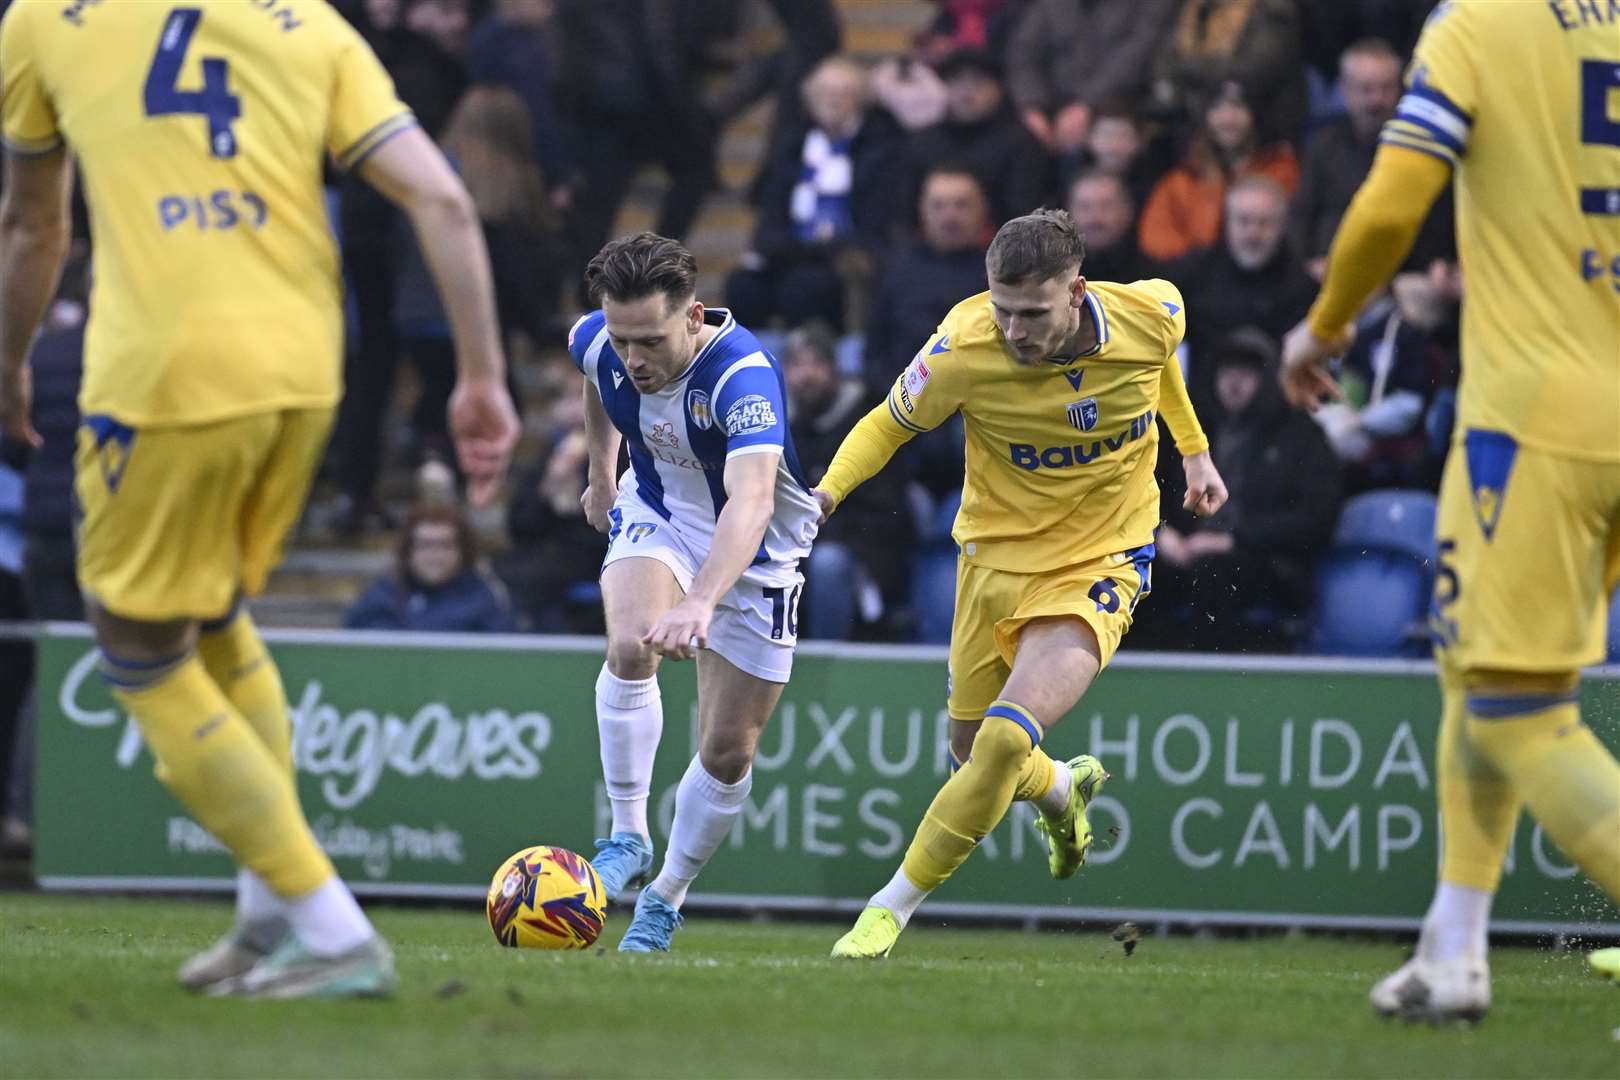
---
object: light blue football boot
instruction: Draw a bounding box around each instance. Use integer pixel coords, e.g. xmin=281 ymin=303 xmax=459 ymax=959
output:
xmin=591 ymin=832 xmax=654 ymax=898
xmin=617 ymin=887 xmax=683 ymax=953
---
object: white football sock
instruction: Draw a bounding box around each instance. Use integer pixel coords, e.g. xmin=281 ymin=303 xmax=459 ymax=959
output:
xmin=1035 ymin=759 xmax=1073 ymax=818
xmin=284 ymin=877 xmax=374 ymax=957
xmin=596 ymin=665 xmax=662 ymax=839
xmin=1421 ymin=882 xmax=1493 ymax=961
xmin=871 ymin=866 xmax=929 ymax=929
xmin=236 ymin=868 xmax=287 ymax=945
xmin=648 ymin=756 xmax=750 ymax=909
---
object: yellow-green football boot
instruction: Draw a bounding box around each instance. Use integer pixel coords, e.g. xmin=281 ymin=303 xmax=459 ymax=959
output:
xmin=830 ymin=906 xmax=902 ymax=959
xmin=1590 ymin=947 xmax=1620 ymax=983
xmin=1035 ymin=754 xmax=1109 ymax=879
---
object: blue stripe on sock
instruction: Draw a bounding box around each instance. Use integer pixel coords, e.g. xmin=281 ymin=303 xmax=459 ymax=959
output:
xmin=98 ymin=648 xmax=189 ymax=690
xmin=98 ymin=647 xmax=188 ymax=670
xmin=1466 ymin=692 xmax=1578 ymax=719
xmin=984 ymin=702 xmax=1042 ymax=747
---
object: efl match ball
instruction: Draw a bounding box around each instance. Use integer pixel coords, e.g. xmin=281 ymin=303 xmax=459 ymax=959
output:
xmin=486 ymin=845 xmax=608 ymax=949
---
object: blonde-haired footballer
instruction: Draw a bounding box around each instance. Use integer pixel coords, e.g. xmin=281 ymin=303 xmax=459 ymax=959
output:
xmin=0 ymin=0 xmax=518 ymax=997
xmin=817 ymin=208 xmax=1227 ymax=958
xmin=1280 ymin=0 xmax=1620 ymax=1021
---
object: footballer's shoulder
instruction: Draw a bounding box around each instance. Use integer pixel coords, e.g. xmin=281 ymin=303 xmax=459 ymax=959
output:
xmin=935 ymin=290 xmax=1003 ymax=355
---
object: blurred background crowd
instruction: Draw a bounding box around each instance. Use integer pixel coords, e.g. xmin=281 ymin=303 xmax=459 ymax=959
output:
xmin=5 ymin=0 xmax=1619 ymax=854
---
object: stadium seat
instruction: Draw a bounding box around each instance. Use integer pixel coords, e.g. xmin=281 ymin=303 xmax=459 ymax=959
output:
xmin=1308 ymin=551 xmax=1432 ymax=657
xmin=835 ymin=333 xmax=866 ymax=380
xmin=1307 ymin=490 xmax=1439 ymax=657
xmin=1608 ymin=587 xmax=1620 ymax=665
xmin=911 ymin=550 xmax=957 ymax=645
xmin=933 ymin=489 xmax=962 ymax=542
xmin=1330 ymin=489 xmax=1438 ymax=563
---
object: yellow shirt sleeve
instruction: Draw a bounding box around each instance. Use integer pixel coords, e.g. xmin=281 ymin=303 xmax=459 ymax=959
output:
xmin=326 ymin=17 xmax=416 ymax=171
xmin=816 ymin=402 xmax=916 ymax=511
xmin=0 ymin=4 xmax=63 ymax=156
xmin=820 ymin=331 xmax=967 ymax=510
xmin=1131 ymin=280 xmax=1209 ymax=456
xmin=1157 ymin=355 xmax=1208 ymax=457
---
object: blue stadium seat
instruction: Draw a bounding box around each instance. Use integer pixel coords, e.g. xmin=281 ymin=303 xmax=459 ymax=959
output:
xmin=933 ymin=489 xmax=962 ymax=542
xmin=1308 ymin=551 xmax=1432 ymax=657
xmin=1331 ymin=489 xmax=1437 ymax=562
xmin=911 ymin=550 xmax=957 ymax=645
xmin=1306 ymin=490 xmax=1439 ymax=657
xmin=1608 ymin=587 xmax=1620 ymax=665
xmin=835 ymin=333 xmax=866 ymax=380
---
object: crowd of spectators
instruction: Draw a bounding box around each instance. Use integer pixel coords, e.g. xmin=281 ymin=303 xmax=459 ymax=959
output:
xmin=0 ymin=0 xmax=1485 ymax=666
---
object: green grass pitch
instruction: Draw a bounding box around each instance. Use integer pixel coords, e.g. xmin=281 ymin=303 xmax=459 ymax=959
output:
xmin=1 ymin=893 xmax=1615 ymax=1078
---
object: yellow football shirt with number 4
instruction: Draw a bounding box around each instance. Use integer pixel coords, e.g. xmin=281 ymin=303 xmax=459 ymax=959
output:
xmin=0 ymin=0 xmax=413 ymax=427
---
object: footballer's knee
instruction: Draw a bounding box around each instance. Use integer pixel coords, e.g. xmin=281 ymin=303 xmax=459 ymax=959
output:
xmin=1462 ymin=666 xmax=1579 ymax=721
xmin=605 ymin=631 xmax=660 ymax=681
xmin=696 ymin=737 xmax=754 ymax=785
xmin=970 ymin=703 xmax=1042 ymax=773
xmin=89 ymin=601 xmax=194 ymax=665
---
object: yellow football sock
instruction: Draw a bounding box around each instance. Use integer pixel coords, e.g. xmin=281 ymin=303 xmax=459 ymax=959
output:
xmin=1013 ymin=748 xmax=1058 ymax=804
xmin=901 ymin=702 xmax=1042 ymax=891
xmin=1435 ymin=659 xmax=1521 ymax=892
xmin=948 ymin=724 xmax=1057 ymax=801
xmin=1466 ymin=689 xmax=1620 ymax=903
xmin=110 ymin=653 xmax=334 ymax=898
xmin=198 ymin=607 xmax=292 ymax=774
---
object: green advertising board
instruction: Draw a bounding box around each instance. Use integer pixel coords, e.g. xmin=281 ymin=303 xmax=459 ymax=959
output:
xmin=31 ymin=625 xmax=1620 ymax=932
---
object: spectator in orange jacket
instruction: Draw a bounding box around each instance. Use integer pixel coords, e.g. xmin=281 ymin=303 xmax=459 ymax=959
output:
xmin=1137 ymin=79 xmax=1297 ymax=263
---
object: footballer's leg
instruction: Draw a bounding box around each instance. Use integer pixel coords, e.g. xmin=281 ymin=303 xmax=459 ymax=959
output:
xmin=834 ymin=616 xmax=1101 ymax=959
xmin=591 ymin=555 xmax=684 ymax=897
xmin=1369 ymin=656 xmax=1508 ymax=1022
xmin=620 ymin=647 xmax=783 ymax=952
xmin=946 ymin=719 xmax=1104 ymax=881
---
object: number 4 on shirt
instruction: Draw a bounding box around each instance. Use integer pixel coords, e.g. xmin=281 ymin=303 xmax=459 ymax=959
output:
xmin=143 ymin=7 xmax=241 ymax=159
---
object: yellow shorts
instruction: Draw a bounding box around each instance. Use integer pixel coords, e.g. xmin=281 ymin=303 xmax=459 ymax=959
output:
xmin=75 ymin=408 xmax=334 ymax=622
xmin=947 ymin=543 xmax=1153 ymax=721
xmin=1432 ymin=429 xmax=1620 ymax=674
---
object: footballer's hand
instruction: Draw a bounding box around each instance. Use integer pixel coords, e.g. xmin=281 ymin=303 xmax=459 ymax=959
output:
xmin=641 ymin=598 xmax=713 ymax=661
xmin=811 ymin=488 xmax=834 ymax=526
xmin=0 ymin=366 xmax=41 ymax=448
xmin=1182 ymin=451 xmax=1228 ymax=518
xmin=582 ymin=476 xmax=618 ymax=534
xmin=1280 ymin=319 xmax=1352 ymax=413
xmin=449 ymin=376 xmax=519 ymax=506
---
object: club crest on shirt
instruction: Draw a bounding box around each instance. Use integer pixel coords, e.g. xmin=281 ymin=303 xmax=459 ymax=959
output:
xmin=648 ymin=421 xmax=679 ymax=449
xmin=1067 ymin=397 xmax=1099 ymax=432
xmin=687 ymin=388 xmax=713 ymax=430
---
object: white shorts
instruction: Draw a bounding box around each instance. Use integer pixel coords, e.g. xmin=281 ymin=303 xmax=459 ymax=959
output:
xmin=601 ymin=491 xmax=803 ymax=683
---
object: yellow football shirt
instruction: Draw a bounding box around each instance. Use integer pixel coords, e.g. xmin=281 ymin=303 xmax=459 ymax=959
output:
xmin=822 ymin=280 xmax=1209 ymax=574
xmin=0 ymin=0 xmax=413 ymax=427
xmin=1378 ymin=0 xmax=1620 ymax=462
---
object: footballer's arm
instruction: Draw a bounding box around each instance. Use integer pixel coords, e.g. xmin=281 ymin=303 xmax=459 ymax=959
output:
xmin=1281 ymin=144 xmax=1452 ymax=410
xmin=0 ymin=147 xmax=71 ymax=446
xmin=358 ymin=125 xmax=518 ymax=502
xmin=641 ymin=450 xmax=778 ymax=661
xmin=580 ymin=379 xmax=624 ymax=533
xmin=813 ymin=402 xmax=921 ymax=522
xmin=1155 ymin=349 xmax=1227 ymax=518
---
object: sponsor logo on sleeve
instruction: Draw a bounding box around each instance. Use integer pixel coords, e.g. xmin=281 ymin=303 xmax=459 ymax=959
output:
xmin=724 ymin=394 xmax=778 ymax=437
xmin=898 ymin=384 xmax=915 ymax=413
xmin=903 ymin=355 xmax=933 ymax=399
